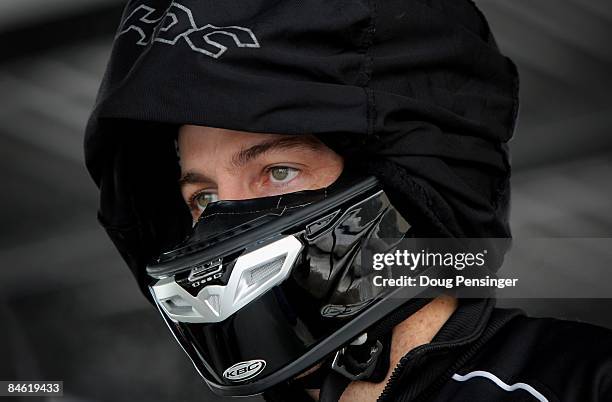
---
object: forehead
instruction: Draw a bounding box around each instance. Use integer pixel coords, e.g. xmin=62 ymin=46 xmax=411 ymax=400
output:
xmin=177 ymin=125 xmax=324 ymax=161
xmin=178 ymin=125 xmax=279 ymax=148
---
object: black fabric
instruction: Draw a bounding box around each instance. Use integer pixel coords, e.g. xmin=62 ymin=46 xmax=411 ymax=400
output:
xmin=85 ymin=0 xmax=518 ymax=288
xmin=377 ymin=300 xmax=612 ymax=402
xmin=94 ymin=121 xmax=191 ymax=297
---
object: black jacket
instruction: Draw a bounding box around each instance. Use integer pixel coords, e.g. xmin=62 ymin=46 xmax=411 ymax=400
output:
xmin=377 ymin=299 xmax=612 ymax=402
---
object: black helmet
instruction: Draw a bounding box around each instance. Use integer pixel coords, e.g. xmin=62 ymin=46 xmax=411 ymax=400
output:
xmin=85 ymin=0 xmax=518 ymax=397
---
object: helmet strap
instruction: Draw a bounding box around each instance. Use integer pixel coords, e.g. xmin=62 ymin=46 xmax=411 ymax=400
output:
xmin=265 ymin=297 xmax=433 ymax=401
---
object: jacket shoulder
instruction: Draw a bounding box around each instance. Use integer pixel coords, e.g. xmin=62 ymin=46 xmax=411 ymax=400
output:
xmin=500 ymin=311 xmax=612 ymax=355
xmin=461 ymin=309 xmax=612 ymax=401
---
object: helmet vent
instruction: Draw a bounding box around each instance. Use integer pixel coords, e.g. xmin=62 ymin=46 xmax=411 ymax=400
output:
xmin=162 ymin=296 xmax=197 ymax=317
xmin=246 ymin=256 xmax=286 ymax=286
xmin=235 ymin=254 xmax=288 ymax=303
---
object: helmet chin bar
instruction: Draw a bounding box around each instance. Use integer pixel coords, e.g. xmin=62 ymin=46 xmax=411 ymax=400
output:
xmin=151 ymin=236 xmax=303 ymax=323
xmin=144 ymin=175 xmax=426 ymax=396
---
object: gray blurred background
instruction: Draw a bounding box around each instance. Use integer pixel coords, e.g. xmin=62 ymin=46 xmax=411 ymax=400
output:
xmin=1 ymin=0 xmax=611 ymax=401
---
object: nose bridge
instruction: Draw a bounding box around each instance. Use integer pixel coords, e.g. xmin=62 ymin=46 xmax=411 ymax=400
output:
xmin=216 ymin=171 xmax=253 ymax=201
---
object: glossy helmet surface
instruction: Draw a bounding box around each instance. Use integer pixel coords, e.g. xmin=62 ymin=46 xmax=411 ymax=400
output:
xmin=146 ymin=175 xmax=428 ymax=396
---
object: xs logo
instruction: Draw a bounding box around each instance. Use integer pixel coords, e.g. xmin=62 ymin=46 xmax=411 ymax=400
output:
xmin=116 ymin=2 xmax=260 ymax=58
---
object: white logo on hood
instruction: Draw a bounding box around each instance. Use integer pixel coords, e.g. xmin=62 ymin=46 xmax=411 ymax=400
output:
xmin=116 ymin=2 xmax=260 ymax=59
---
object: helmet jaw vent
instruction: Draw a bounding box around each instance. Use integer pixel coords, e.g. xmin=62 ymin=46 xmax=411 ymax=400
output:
xmin=151 ymin=236 xmax=302 ymax=323
xmin=235 ymin=255 xmax=286 ymax=303
xmin=161 ymin=295 xmax=199 ymax=318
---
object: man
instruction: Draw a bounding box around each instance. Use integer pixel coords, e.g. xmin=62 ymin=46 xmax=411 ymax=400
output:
xmin=177 ymin=125 xmax=458 ymax=401
xmin=85 ymin=0 xmax=612 ymax=400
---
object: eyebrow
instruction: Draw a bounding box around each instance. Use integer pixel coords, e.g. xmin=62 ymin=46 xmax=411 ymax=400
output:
xmin=231 ymin=135 xmax=322 ymax=169
xmin=178 ymin=135 xmax=323 ymax=186
xmin=178 ymin=171 xmax=215 ymax=187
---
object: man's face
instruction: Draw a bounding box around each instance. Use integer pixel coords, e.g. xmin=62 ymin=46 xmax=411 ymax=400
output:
xmin=178 ymin=125 xmax=344 ymax=220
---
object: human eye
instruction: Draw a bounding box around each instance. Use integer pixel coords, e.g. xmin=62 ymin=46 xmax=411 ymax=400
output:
xmin=266 ymin=166 xmax=300 ymax=185
xmin=189 ymin=190 xmax=219 ymax=213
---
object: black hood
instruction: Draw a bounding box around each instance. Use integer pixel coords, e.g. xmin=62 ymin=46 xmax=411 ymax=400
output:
xmin=85 ymin=0 xmax=519 ymax=293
